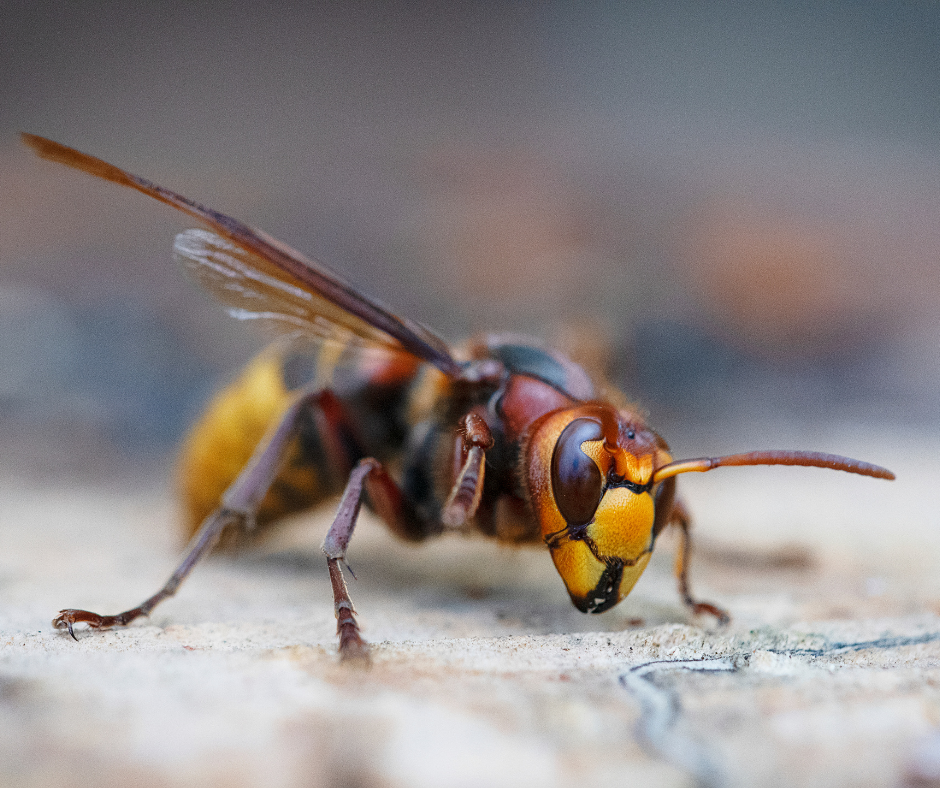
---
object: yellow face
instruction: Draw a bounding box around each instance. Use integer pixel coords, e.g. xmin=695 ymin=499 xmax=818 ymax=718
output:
xmin=525 ymin=406 xmax=671 ymax=613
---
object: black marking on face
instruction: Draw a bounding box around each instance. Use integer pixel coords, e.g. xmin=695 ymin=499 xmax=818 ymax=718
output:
xmin=572 ymin=559 xmax=624 ymax=614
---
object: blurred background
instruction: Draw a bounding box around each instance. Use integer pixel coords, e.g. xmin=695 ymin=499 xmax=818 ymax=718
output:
xmin=1 ymin=0 xmax=938 ymax=481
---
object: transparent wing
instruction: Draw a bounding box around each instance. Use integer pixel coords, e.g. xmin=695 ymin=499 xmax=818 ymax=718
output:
xmin=174 ymin=228 xmax=397 ymax=346
xmin=22 ymin=133 xmax=462 ymax=377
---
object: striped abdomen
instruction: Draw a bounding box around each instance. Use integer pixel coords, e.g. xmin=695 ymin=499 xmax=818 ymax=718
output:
xmin=176 ymin=341 xmax=420 ymax=547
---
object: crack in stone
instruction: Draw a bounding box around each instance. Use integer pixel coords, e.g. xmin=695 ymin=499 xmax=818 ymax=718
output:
xmin=618 ymin=630 xmax=940 ymax=786
xmin=619 ymin=656 xmax=739 ymax=788
xmin=774 ymin=630 xmax=940 ymax=658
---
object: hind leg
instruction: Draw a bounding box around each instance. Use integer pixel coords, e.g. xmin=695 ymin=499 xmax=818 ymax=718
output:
xmin=54 ymin=387 xmax=345 ymax=639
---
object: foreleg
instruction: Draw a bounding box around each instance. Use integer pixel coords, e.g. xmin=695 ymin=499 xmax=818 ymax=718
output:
xmin=669 ymin=499 xmax=730 ymax=624
xmin=442 ymin=411 xmax=494 ymax=528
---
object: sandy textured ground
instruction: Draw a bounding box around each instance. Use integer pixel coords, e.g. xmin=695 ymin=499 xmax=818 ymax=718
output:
xmin=1 ymin=427 xmax=938 ymax=788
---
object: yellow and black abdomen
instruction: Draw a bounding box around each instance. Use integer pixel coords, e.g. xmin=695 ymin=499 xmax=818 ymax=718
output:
xmin=177 ymin=340 xmax=424 ymax=547
xmin=176 ymin=345 xmax=331 ymax=546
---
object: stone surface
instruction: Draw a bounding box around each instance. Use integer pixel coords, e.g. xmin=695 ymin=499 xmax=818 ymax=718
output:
xmin=0 ymin=428 xmax=936 ymax=788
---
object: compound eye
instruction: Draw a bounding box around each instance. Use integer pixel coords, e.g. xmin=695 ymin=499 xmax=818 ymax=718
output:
xmin=551 ymin=418 xmax=604 ymax=525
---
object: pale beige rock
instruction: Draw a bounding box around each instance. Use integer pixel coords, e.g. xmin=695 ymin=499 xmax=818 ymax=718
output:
xmin=0 ymin=428 xmax=936 ymax=787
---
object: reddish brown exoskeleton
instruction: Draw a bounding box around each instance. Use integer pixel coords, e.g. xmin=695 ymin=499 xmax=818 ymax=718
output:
xmin=24 ymin=134 xmax=895 ymax=661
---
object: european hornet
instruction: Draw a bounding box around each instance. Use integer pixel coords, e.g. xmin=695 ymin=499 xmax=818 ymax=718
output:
xmin=24 ymin=134 xmax=895 ymax=661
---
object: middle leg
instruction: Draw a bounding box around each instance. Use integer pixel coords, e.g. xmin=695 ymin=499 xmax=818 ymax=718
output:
xmin=320 ymin=457 xmax=430 ymax=661
xmin=320 ymin=415 xmax=494 ymax=660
